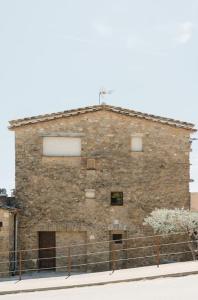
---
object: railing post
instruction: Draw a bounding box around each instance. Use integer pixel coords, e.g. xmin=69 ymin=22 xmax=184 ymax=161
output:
xmin=67 ymin=247 xmax=72 ymax=276
xmin=125 ymin=232 xmax=129 ymax=269
xmin=155 ymin=236 xmax=160 ymax=267
xmin=19 ymin=250 xmax=22 ymax=280
xmin=112 ymin=243 xmax=116 ymax=272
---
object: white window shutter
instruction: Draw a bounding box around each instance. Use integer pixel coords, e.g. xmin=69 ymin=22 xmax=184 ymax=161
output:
xmin=43 ymin=137 xmax=81 ymax=156
xmin=131 ymin=136 xmax=143 ymax=152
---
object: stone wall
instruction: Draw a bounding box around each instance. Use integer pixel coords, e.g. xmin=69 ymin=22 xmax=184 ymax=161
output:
xmin=0 ymin=208 xmax=14 ymax=276
xmin=13 ymin=110 xmax=192 ymax=272
xmin=56 ymin=231 xmax=87 ymax=272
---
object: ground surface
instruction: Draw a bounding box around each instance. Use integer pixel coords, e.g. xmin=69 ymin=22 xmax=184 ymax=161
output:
xmin=1 ymin=275 xmax=198 ymax=300
xmin=1 ymin=260 xmax=198 ymax=295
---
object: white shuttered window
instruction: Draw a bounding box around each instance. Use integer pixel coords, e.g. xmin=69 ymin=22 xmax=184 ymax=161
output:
xmin=131 ymin=136 xmax=143 ymax=152
xmin=43 ymin=137 xmax=81 ymax=156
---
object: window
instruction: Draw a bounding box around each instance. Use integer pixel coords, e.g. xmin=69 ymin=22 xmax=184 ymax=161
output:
xmin=112 ymin=234 xmax=122 ymax=244
xmin=0 ymin=222 xmax=3 ymax=228
xmin=43 ymin=137 xmax=81 ymax=157
xmin=111 ymin=192 xmax=123 ymax=206
xmin=131 ymin=136 xmax=143 ymax=152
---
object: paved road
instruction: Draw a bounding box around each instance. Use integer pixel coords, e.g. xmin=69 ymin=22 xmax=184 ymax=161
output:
xmin=1 ymin=275 xmax=198 ymax=300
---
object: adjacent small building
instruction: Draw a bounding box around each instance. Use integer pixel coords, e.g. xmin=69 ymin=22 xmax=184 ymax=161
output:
xmin=1 ymin=104 xmax=196 ymax=275
xmin=0 ymin=189 xmax=18 ymax=276
xmin=191 ymin=192 xmax=198 ymax=211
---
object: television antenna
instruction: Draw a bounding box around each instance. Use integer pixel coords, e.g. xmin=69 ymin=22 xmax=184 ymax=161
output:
xmin=99 ymin=88 xmax=114 ymax=105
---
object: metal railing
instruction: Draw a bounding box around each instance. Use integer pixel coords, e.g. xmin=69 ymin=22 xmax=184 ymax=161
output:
xmin=0 ymin=232 xmax=196 ymax=280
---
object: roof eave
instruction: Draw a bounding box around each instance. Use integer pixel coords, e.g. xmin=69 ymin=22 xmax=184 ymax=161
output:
xmin=8 ymin=105 xmax=196 ymax=132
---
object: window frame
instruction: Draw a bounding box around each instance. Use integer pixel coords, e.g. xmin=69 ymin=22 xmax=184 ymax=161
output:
xmin=111 ymin=192 xmax=123 ymax=206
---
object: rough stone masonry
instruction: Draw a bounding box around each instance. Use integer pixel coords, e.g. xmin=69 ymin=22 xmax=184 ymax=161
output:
xmin=5 ymin=104 xmax=196 ymax=274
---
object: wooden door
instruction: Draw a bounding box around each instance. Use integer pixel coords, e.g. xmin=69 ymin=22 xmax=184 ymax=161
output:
xmin=38 ymin=231 xmax=56 ymax=271
xmin=109 ymin=231 xmax=127 ymax=270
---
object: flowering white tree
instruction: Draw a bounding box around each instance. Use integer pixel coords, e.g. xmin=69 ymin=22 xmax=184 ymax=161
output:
xmin=144 ymin=208 xmax=198 ymax=260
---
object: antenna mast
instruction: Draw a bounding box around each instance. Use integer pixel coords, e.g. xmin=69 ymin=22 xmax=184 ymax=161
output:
xmin=98 ymin=88 xmax=114 ymax=105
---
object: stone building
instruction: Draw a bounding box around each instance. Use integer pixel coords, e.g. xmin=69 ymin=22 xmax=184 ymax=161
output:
xmin=6 ymin=104 xmax=196 ymax=273
xmin=0 ymin=190 xmax=18 ymax=276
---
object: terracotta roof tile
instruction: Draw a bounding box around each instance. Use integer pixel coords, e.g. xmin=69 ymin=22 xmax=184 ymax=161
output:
xmin=9 ymin=104 xmax=196 ymax=131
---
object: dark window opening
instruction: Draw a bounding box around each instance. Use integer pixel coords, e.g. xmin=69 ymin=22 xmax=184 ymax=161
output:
xmin=111 ymin=192 xmax=123 ymax=206
xmin=0 ymin=222 xmax=3 ymax=227
xmin=112 ymin=234 xmax=123 ymax=244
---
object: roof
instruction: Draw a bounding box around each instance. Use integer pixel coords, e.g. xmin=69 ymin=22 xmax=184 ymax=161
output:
xmin=0 ymin=205 xmax=18 ymax=212
xmin=9 ymin=104 xmax=196 ymax=131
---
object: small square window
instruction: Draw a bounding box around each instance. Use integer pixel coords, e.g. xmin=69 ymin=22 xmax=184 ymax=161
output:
xmin=131 ymin=136 xmax=143 ymax=152
xmin=111 ymin=192 xmax=123 ymax=206
xmin=112 ymin=234 xmax=122 ymax=244
xmin=0 ymin=222 xmax=3 ymax=227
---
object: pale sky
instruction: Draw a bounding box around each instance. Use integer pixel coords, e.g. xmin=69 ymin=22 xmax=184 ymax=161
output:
xmin=0 ymin=0 xmax=198 ymax=194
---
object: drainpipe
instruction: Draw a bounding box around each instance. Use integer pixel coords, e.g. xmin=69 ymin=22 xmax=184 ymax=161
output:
xmin=13 ymin=212 xmax=18 ymax=274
